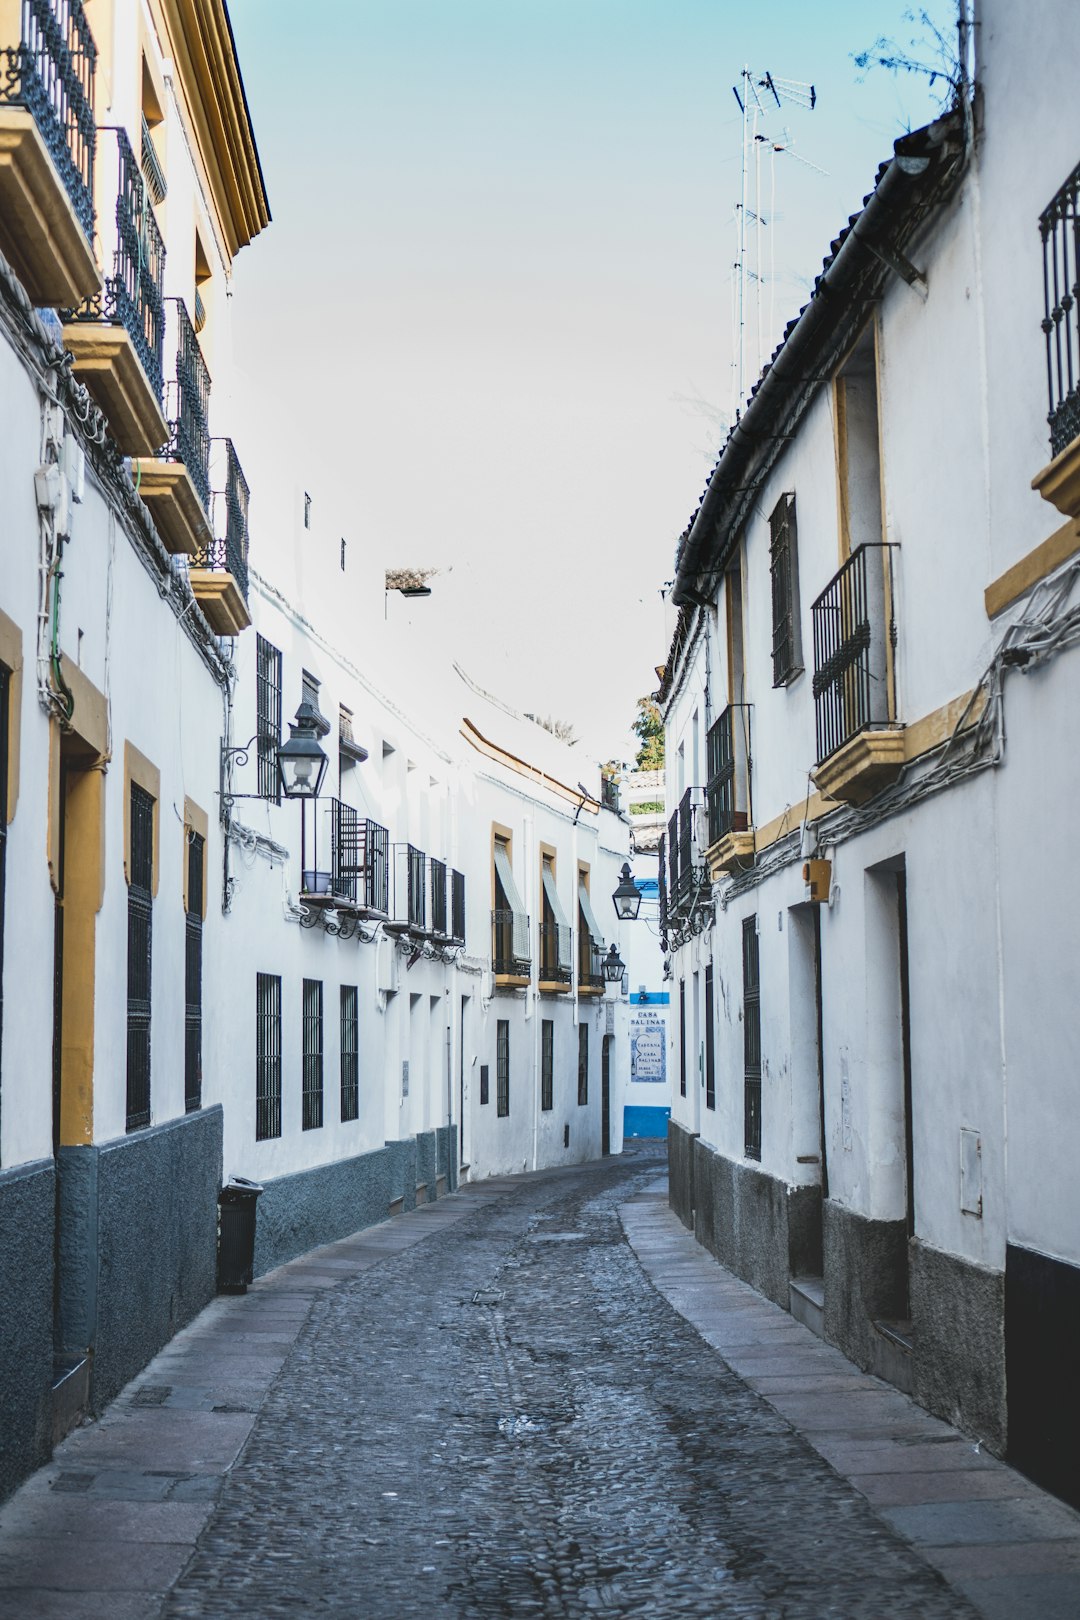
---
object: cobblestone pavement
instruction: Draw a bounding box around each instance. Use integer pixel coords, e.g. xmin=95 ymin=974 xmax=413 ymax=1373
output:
xmin=158 ymin=1147 xmax=974 ymax=1619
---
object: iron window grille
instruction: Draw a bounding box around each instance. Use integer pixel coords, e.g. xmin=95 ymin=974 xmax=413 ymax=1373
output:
xmin=360 ymin=819 xmax=390 ymax=913
xmin=67 ymin=125 xmax=163 ymax=398
xmin=658 ymin=832 xmax=668 ymax=939
xmin=743 ymin=917 xmax=761 ymax=1160
xmin=0 ymin=0 xmax=97 ymax=239
xmin=540 ymin=922 xmax=572 ymax=983
xmin=811 ymin=543 xmax=897 ymax=765
xmin=429 ymin=856 xmax=448 ymax=938
xmin=450 ymin=868 xmax=466 ymax=945
xmin=769 ymin=492 xmax=802 ymax=686
xmin=255 ymin=635 xmax=282 ymax=802
xmin=577 ymin=1021 xmax=589 ymax=1105
xmin=479 ymin=1063 xmax=489 ymax=1106
xmin=1041 ymin=162 xmax=1080 ymax=457
xmin=541 ymin=1019 xmax=554 ymax=1111
xmin=679 ymin=979 xmax=687 ymax=1099
xmin=184 ymin=831 xmax=203 ymax=1113
xmin=140 ymin=111 xmax=165 ymax=204
xmin=704 ymin=963 xmax=715 ymax=1112
xmin=492 ymin=909 xmax=530 ymax=975
xmin=255 ymin=973 xmax=282 ymax=1141
xmin=666 ymin=787 xmax=706 ymax=920
xmin=706 ymin=705 xmax=752 ymax=846
xmin=408 ymin=845 xmax=426 ymax=932
xmin=340 ymin=984 xmax=359 ymax=1122
xmin=302 ymin=978 xmax=324 ymax=1131
xmin=126 ymin=782 xmax=154 ymax=1132
xmin=496 ymin=1021 xmax=509 ymax=1117
xmin=198 ymin=438 xmax=250 ymax=603
xmin=163 ymin=298 xmax=210 ymax=509
xmin=601 ymin=775 xmax=620 ymax=812
xmin=0 ymin=666 xmax=7 ymax=1102
xmin=301 ymin=797 xmax=361 ymax=903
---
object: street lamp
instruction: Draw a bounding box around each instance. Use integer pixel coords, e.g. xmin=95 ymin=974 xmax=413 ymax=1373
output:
xmin=276 ymin=701 xmax=330 ymax=799
xmin=612 ymin=862 xmax=643 ymax=922
xmin=601 ymin=943 xmax=626 ymax=983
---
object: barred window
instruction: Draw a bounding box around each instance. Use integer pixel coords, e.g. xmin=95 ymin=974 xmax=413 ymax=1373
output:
xmin=705 ymin=963 xmax=716 ymax=1112
xmin=340 ymin=984 xmax=359 ymax=1122
xmin=577 ymin=1021 xmax=589 ymax=1106
xmin=184 ymin=831 xmax=204 ymax=1113
xmin=256 ymin=973 xmax=282 ymax=1140
xmin=769 ymin=492 xmax=802 ymax=687
xmin=303 ymin=978 xmax=324 ymax=1130
xmin=496 ymin=1021 xmax=509 ymax=1117
xmin=126 ymin=783 xmax=154 ymax=1132
xmin=743 ymin=917 xmax=761 ymax=1159
xmin=679 ymin=980 xmax=687 ymax=1099
xmin=541 ymin=1019 xmax=554 ymax=1111
xmin=256 ymin=635 xmax=282 ymax=801
xmin=480 ymin=1063 xmax=489 ymax=1106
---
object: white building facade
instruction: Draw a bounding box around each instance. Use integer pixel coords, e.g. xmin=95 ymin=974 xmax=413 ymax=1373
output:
xmin=0 ymin=0 xmax=630 ymax=1504
xmin=660 ymin=0 xmax=1080 ymax=1507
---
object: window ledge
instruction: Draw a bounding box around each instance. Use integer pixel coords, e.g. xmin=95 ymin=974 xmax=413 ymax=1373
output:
xmin=812 ymin=727 xmax=905 ymax=807
xmin=1032 ymin=436 xmax=1080 ymax=520
xmin=706 ymin=829 xmax=755 ymax=878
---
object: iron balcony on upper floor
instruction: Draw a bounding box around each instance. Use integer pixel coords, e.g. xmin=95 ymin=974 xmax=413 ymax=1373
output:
xmin=189 ymin=438 xmax=252 ymax=635
xmin=538 ymin=921 xmax=572 ymax=989
xmin=705 ymin=705 xmax=754 ymax=876
xmin=1032 ymin=160 xmax=1080 ymax=527
xmin=384 ymin=844 xmax=428 ymax=938
xmin=665 ymin=787 xmax=708 ymax=924
xmin=137 ymin=297 xmax=214 ymax=562
xmin=810 ymin=542 xmax=903 ymax=806
xmin=300 ymin=799 xmax=390 ymax=917
xmin=0 ymin=0 xmax=100 ymax=306
xmin=492 ymin=908 xmax=530 ymax=983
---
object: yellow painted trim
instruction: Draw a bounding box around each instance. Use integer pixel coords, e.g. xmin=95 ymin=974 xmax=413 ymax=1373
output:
xmin=59 ymin=763 xmax=105 ymax=1145
xmin=1031 ymin=436 xmax=1080 ymax=522
xmin=153 ymin=0 xmax=270 ymax=261
xmin=984 ymin=517 xmax=1080 ymax=619
xmin=0 ymin=603 xmax=23 ymax=824
xmin=184 ymin=795 xmax=209 ymax=919
xmin=463 ymin=718 xmax=600 ymax=813
xmin=752 ymin=690 xmax=986 ymax=858
xmin=124 ymin=741 xmax=161 ymax=896
xmin=494 ymin=974 xmax=529 ymax=991
xmin=491 ymin=821 xmax=512 ymax=914
xmin=58 ymin=654 xmax=109 ymax=759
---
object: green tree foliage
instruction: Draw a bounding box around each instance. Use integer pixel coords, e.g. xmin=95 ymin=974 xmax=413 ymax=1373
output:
xmin=632 ymin=697 xmax=665 ymax=772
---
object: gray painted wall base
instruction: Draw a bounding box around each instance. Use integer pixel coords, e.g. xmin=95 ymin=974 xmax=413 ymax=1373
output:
xmin=0 ymin=1158 xmax=55 ymax=1502
xmin=252 ymin=1126 xmax=458 ymax=1278
xmin=911 ymin=1236 xmax=1006 ymax=1454
xmin=823 ymin=1199 xmax=907 ymax=1374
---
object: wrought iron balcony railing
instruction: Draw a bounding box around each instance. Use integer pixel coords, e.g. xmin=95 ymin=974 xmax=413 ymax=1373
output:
xmin=811 ymin=543 xmax=897 ymax=765
xmin=429 ymin=856 xmax=448 ymax=938
xmin=657 ymin=832 xmax=668 ymax=936
xmin=601 ymin=775 xmax=620 ymax=812
xmin=358 ymin=818 xmax=389 ymax=914
xmin=1041 ymin=163 xmax=1080 ymax=458
xmin=198 ymin=438 xmax=249 ymax=601
xmin=450 ymin=868 xmax=466 ymax=945
xmin=301 ymin=797 xmax=362 ymax=905
xmin=676 ymin=787 xmax=706 ymax=903
xmin=667 ymin=808 xmax=679 ymax=903
xmin=492 ymin=908 xmax=530 ymax=975
xmin=579 ymin=939 xmax=605 ymax=990
xmin=163 ymin=298 xmax=210 ymax=508
xmin=706 ymin=705 xmax=751 ymax=846
xmin=0 ymin=0 xmax=97 ymax=238
xmin=388 ymin=844 xmax=427 ymax=932
xmin=67 ymin=125 xmax=164 ymax=396
xmin=539 ymin=921 xmax=572 ymax=984
xmin=140 ymin=111 xmax=165 ymax=204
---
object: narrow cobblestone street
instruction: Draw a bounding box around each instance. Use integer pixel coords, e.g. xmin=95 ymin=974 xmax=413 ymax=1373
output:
xmin=2 ymin=1146 xmax=1079 ymax=1618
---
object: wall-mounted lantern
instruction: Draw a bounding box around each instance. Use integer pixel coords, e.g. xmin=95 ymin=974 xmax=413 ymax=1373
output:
xmin=275 ymin=701 xmax=330 ymax=799
xmin=601 ymin=943 xmax=626 ymax=983
xmin=612 ymin=862 xmax=643 ymax=922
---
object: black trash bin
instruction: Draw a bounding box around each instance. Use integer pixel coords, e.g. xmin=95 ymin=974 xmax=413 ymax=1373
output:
xmin=217 ymin=1176 xmax=263 ymax=1294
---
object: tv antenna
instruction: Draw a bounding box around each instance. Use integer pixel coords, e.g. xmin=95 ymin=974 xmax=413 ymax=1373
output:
xmin=731 ymin=69 xmax=820 ymax=422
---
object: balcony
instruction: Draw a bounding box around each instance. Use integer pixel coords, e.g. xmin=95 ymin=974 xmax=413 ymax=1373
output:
xmin=578 ymin=939 xmax=605 ymax=995
xmin=666 ymin=787 xmax=707 ymax=921
xmin=538 ymin=921 xmax=572 ymax=990
xmin=601 ymin=775 xmax=620 ymax=813
xmin=429 ymin=856 xmax=448 ymax=940
xmin=190 ymin=438 xmax=250 ymax=635
xmin=0 ymin=0 xmax=99 ymax=305
xmin=301 ymin=797 xmax=364 ymax=907
xmin=658 ymin=831 xmax=669 ymax=939
xmin=810 ymin=544 xmax=903 ymax=806
xmin=492 ymin=908 xmax=530 ymax=984
xmin=63 ymin=125 xmax=167 ymax=455
xmin=450 ymin=868 xmax=465 ymax=946
xmin=1033 ymin=162 xmax=1080 ymax=519
xmin=386 ymin=844 xmax=427 ymax=936
xmin=138 ymin=299 xmax=212 ymax=559
xmin=706 ymin=706 xmax=754 ymax=876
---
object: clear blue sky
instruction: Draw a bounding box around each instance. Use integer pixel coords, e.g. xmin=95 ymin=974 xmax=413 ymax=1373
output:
xmin=227 ymin=0 xmax=952 ymax=762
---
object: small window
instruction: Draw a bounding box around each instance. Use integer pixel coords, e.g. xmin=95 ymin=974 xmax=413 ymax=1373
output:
xmin=704 ymin=963 xmax=715 ymax=1112
xmin=302 ymin=978 xmax=324 ymax=1131
xmin=256 ymin=635 xmax=282 ymax=802
xmin=479 ymin=1063 xmax=489 ymax=1106
xmin=340 ymin=984 xmax=359 ymax=1122
xmin=743 ymin=917 xmax=761 ymax=1159
xmin=496 ymin=1021 xmax=509 ymax=1117
xmin=769 ymin=493 xmax=802 ymax=687
xmin=301 ymin=670 xmax=330 ymax=737
xmin=541 ymin=1019 xmax=554 ymax=1111
xmin=340 ymin=537 xmax=347 ymax=572
xmin=256 ymin=973 xmax=282 ymax=1140
xmin=577 ymin=1022 xmax=589 ymax=1106
xmin=303 ymin=492 xmax=312 ymax=529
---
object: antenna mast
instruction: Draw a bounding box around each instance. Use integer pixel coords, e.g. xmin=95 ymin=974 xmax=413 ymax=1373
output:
xmin=730 ymin=69 xmax=818 ymax=423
